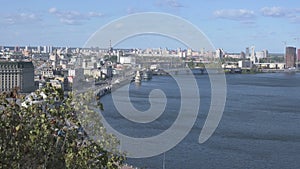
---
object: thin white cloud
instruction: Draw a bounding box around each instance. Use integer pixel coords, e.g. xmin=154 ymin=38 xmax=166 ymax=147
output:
xmin=126 ymin=7 xmax=140 ymax=14
xmin=49 ymin=7 xmax=104 ymax=25
xmin=155 ymin=0 xmax=184 ymax=8
xmin=240 ymin=20 xmax=256 ymax=26
xmin=59 ymin=18 xmax=78 ymax=25
xmin=166 ymin=0 xmax=184 ymax=8
xmin=88 ymin=12 xmax=104 ymax=17
xmin=213 ymin=9 xmax=255 ymax=21
xmin=48 ymin=7 xmax=57 ymax=14
xmin=260 ymin=7 xmax=287 ymax=17
xmin=4 ymin=12 xmax=41 ymax=24
xmin=289 ymin=15 xmax=300 ymax=23
xmin=260 ymin=6 xmax=300 ymax=24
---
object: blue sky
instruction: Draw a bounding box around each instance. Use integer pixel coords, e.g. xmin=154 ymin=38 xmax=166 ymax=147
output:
xmin=0 ymin=0 xmax=300 ymax=53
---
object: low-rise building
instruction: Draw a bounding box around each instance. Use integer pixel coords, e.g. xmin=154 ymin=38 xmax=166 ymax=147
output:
xmin=238 ymin=60 xmax=252 ymax=68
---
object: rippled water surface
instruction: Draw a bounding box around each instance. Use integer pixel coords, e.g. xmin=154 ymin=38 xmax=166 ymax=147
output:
xmin=101 ymin=73 xmax=300 ymax=169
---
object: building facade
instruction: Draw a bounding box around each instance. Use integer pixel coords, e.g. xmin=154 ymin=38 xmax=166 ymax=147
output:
xmin=250 ymin=46 xmax=256 ymax=64
xmin=285 ymin=46 xmax=296 ymax=68
xmin=0 ymin=61 xmax=35 ymax=93
xmin=297 ymin=49 xmax=300 ymax=63
xmin=215 ymin=48 xmax=225 ymax=58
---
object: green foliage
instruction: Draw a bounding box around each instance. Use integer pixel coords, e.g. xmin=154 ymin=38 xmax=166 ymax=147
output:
xmin=104 ymin=55 xmax=118 ymax=63
xmin=0 ymin=84 xmax=125 ymax=169
xmin=187 ymin=61 xmax=194 ymax=68
xmin=259 ymin=58 xmax=269 ymax=63
xmin=220 ymin=57 xmax=240 ymax=64
xmin=269 ymin=56 xmax=284 ymax=63
xmin=195 ymin=62 xmax=205 ymax=68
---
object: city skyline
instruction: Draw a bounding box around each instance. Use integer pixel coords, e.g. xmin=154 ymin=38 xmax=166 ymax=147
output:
xmin=1 ymin=0 xmax=300 ymax=52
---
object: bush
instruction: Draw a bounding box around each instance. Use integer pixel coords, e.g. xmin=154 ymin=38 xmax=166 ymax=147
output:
xmin=0 ymin=85 xmax=125 ymax=169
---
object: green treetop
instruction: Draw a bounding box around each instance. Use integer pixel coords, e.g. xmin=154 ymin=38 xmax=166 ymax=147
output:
xmin=0 ymin=84 xmax=125 ymax=169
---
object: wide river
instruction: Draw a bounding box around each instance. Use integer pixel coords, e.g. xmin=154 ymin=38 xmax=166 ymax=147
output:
xmin=100 ymin=72 xmax=300 ymax=169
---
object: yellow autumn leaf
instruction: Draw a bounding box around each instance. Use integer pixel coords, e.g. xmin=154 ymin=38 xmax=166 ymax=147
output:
xmin=15 ymin=124 xmax=21 ymax=131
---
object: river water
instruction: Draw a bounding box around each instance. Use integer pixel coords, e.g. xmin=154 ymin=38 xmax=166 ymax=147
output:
xmin=100 ymin=72 xmax=300 ymax=169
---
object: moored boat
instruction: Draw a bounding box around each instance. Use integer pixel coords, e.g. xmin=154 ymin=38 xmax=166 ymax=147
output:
xmin=143 ymin=69 xmax=153 ymax=80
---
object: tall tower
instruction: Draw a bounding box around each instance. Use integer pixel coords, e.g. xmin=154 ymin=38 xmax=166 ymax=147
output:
xmin=37 ymin=46 xmax=41 ymax=53
xmin=14 ymin=46 xmax=20 ymax=52
xmin=285 ymin=46 xmax=296 ymax=68
xmin=200 ymin=48 xmax=205 ymax=55
xmin=297 ymin=49 xmax=300 ymax=68
xmin=215 ymin=48 xmax=224 ymax=58
xmin=49 ymin=46 xmax=53 ymax=54
xmin=43 ymin=46 xmax=47 ymax=53
xmin=109 ymin=40 xmax=113 ymax=57
xmin=245 ymin=47 xmax=250 ymax=58
xmin=297 ymin=49 xmax=300 ymax=61
xmin=117 ymin=50 xmax=122 ymax=63
xmin=250 ymin=46 xmax=256 ymax=64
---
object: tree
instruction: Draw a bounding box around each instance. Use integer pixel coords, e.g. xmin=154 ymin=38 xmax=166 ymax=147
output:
xmin=0 ymin=84 xmax=125 ymax=169
xmin=104 ymin=55 xmax=118 ymax=63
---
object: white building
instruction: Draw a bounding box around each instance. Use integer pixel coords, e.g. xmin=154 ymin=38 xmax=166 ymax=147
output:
xmin=238 ymin=60 xmax=252 ymax=68
xmin=49 ymin=79 xmax=63 ymax=89
xmin=250 ymin=46 xmax=257 ymax=63
xmin=101 ymin=66 xmax=113 ymax=78
xmin=216 ymin=48 xmax=225 ymax=58
xmin=120 ymin=55 xmax=135 ymax=64
xmin=69 ymin=68 xmax=84 ymax=78
xmin=41 ymin=67 xmax=54 ymax=78
xmin=255 ymin=50 xmax=268 ymax=62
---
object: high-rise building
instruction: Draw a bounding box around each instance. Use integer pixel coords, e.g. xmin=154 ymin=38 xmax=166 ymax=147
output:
xmin=65 ymin=47 xmax=70 ymax=54
xmin=250 ymin=46 xmax=256 ymax=63
xmin=255 ymin=50 xmax=268 ymax=63
xmin=264 ymin=49 xmax=269 ymax=58
xmin=43 ymin=46 xmax=47 ymax=53
xmin=240 ymin=51 xmax=246 ymax=59
xmin=49 ymin=46 xmax=53 ymax=53
xmin=255 ymin=51 xmax=264 ymax=59
xmin=215 ymin=48 xmax=224 ymax=58
xmin=0 ymin=61 xmax=35 ymax=93
xmin=285 ymin=46 xmax=296 ymax=68
xmin=37 ymin=46 xmax=41 ymax=53
xmin=245 ymin=47 xmax=250 ymax=58
xmin=297 ymin=49 xmax=300 ymax=62
xmin=200 ymin=48 xmax=205 ymax=55
xmin=187 ymin=48 xmax=193 ymax=56
xmin=14 ymin=46 xmax=20 ymax=52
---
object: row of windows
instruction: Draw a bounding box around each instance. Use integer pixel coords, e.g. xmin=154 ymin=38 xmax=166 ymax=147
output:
xmin=0 ymin=72 xmax=22 ymax=75
xmin=0 ymin=71 xmax=21 ymax=74
xmin=0 ymin=87 xmax=19 ymax=92
xmin=1 ymin=74 xmax=18 ymax=76
xmin=1 ymin=77 xmax=19 ymax=82
xmin=1 ymin=81 xmax=19 ymax=85
xmin=0 ymin=79 xmax=19 ymax=83
xmin=0 ymin=66 xmax=22 ymax=68
xmin=1 ymin=74 xmax=20 ymax=89
xmin=0 ymin=79 xmax=21 ymax=90
xmin=1 ymin=75 xmax=20 ymax=77
xmin=0 ymin=66 xmax=21 ymax=68
xmin=0 ymin=70 xmax=21 ymax=71
xmin=0 ymin=63 xmax=23 ymax=67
